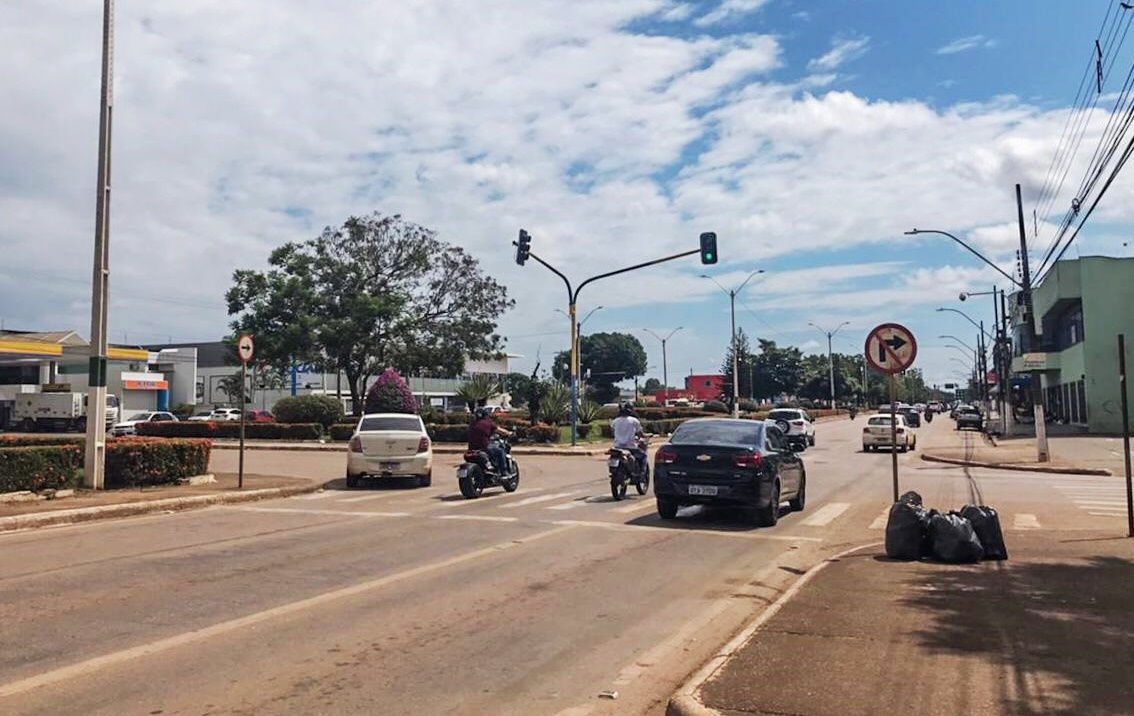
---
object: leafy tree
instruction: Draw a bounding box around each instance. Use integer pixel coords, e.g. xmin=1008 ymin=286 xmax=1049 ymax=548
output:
xmin=551 ymin=332 xmax=648 ymax=404
xmin=217 ymin=371 xmax=249 ymax=406
xmin=797 ymin=354 xmax=832 ymax=402
xmin=364 ymin=368 xmax=417 ymax=414
xmin=718 ymin=329 xmax=754 ymax=409
xmin=455 ymin=374 xmax=500 ymax=411
xmin=272 ymin=395 xmax=345 ymax=428
xmin=751 ymin=339 xmax=803 ymax=402
xmin=504 ymin=372 xmax=532 ymax=408
xmin=643 ymin=377 xmax=663 ymax=395
xmin=227 ymin=213 xmax=513 ymax=415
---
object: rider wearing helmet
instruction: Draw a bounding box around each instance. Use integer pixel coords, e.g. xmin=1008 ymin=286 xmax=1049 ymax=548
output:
xmin=468 ymin=406 xmax=512 ymax=474
xmin=611 ymin=402 xmax=646 ymax=471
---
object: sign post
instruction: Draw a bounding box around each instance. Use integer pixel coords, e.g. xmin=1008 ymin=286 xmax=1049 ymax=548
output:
xmin=865 ymin=323 xmax=918 ymax=502
xmin=237 ymin=335 xmax=255 ymax=489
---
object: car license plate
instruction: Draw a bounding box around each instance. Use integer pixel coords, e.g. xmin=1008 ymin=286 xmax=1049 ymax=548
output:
xmin=380 ymin=461 xmax=400 ymax=470
xmin=607 ymin=457 xmax=620 ymax=468
xmin=688 ymin=484 xmax=718 ymax=496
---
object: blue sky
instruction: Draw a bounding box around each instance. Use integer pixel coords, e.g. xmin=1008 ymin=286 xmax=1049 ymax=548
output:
xmin=3 ymin=0 xmax=1134 ymax=392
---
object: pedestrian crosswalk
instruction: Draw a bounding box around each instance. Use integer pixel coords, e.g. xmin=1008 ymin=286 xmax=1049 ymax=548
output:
xmin=1054 ymin=482 xmax=1130 ymax=518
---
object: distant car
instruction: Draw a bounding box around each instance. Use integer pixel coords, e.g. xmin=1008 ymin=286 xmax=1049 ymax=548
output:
xmin=187 ymin=411 xmax=215 ymax=422
xmin=955 ymin=408 xmax=984 ymax=431
xmin=347 ymin=413 xmax=433 ymax=488
xmin=208 ymin=408 xmax=242 ymax=422
xmin=110 ymin=410 xmax=178 ymax=436
xmin=765 ymin=408 xmax=816 ymax=448
xmin=653 ymin=418 xmax=805 ymax=526
xmin=862 ymin=413 xmax=916 ymax=452
xmin=244 ymin=410 xmax=275 ymax=423
xmin=901 ymin=409 xmax=921 ymax=428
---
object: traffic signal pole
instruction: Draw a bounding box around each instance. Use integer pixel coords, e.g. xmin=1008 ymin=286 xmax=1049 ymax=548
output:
xmin=515 ymin=233 xmax=705 ymax=446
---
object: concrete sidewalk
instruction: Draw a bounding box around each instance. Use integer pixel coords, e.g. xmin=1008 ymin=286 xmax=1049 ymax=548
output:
xmin=918 ymin=422 xmax=1127 ymax=476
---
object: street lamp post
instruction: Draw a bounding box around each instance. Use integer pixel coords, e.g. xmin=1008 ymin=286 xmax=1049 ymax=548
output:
xmin=809 ymin=321 xmax=850 ymax=409
xmin=643 ymin=327 xmax=683 ymax=406
xmin=702 ymin=270 xmax=764 ymax=417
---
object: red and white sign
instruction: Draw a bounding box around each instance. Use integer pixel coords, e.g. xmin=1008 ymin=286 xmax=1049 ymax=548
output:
xmin=237 ymin=334 xmax=255 ymax=364
xmin=864 ymin=323 xmax=917 ymax=375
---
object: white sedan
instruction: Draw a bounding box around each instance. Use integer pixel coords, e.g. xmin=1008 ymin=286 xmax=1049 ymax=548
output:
xmin=109 ymin=411 xmax=179 ymax=436
xmin=346 ymin=413 xmax=433 ymax=488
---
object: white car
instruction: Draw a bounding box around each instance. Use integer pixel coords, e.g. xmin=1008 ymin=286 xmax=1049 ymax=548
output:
xmin=347 ymin=413 xmax=433 ymax=488
xmin=765 ymin=408 xmax=816 ymax=448
xmin=208 ymin=408 xmax=242 ymax=421
xmin=186 ymin=411 xmax=215 ymax=422
xmin=110 ymin=410 xmax=178 ymax=436
xmin=862 ymin=413 xmax=917 ymax=452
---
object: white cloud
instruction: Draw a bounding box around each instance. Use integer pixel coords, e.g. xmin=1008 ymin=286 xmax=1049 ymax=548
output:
xmin=696 ymin=0 xmax=773 ymax=27
xmin=936 ymin=34 xmax=997 ymax=55
xmin=807 ymin=36 xmax=870 ymax=72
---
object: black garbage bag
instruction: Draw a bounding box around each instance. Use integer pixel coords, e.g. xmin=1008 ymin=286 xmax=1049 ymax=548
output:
xmin=928 ymin=512 xmax=984 ymax=563
xmin=960 ymin=505 xmax=1009 ymax=560
xmin=898 ymin=490 xmax=923 ymax=507
xmin=885 ymin=498 xmax=928 ymax=560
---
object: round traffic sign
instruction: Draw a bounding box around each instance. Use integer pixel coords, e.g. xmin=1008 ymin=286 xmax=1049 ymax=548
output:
xmin=237 ymin=334 xmax=255 ymax=363
xmin=864 ymin=323 xmax=917 ymax=375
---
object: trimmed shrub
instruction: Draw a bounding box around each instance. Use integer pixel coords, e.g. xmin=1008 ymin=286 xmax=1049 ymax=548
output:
xmin=575 ymin=422 xmax=592 ymax=439
xmin=272 ymin=395 xmax=344 ymax=428
xmin=364 ymin=368 xmax=417 ymax=414
xmin=702 ymin=400 xmax=729 ymax=414
xmin=0 ymin=444 xmax=82 ymax=493
xmin=0 ymin=436 xmax=83 ymax=449
xmin=426 ymin=424 xmax=468 ymax=443
xmin=171 ymin=403 xmax=197 ymax=419
xmin=521 ymin=424 xmax=559 ymax=443
xmin=104 ymin=438 xmax=211 ymax=489
xmin=138 ymin=422 xmax=323 ymax=441
xmin=329 ymin=423 xmax=356 ymax=441
xmin=137 ymin=421 xmax=219 ymax=438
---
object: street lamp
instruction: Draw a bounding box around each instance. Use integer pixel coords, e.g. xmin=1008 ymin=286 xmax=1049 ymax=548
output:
xmin=702 ymin=270 xmax=764 ymax=417
xmin=937 ymin=309 xmax=990 ymax=404
xmin=642 ymin=327 xmax=683 ymax=406
xmin=809 ymin=321 xmax=850 ymax=409
xmin=939 ymin=334 xmax=976 ymax=354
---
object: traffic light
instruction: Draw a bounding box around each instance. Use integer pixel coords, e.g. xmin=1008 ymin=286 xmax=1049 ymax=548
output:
xmin=699 ymin=232 xmax=718 ymax=265
xmin=515 ymin=229 xmax=531 ymax=266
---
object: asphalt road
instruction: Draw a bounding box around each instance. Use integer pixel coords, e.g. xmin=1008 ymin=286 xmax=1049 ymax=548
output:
xmin=1 ymin=419 xmax=1119 ymax=716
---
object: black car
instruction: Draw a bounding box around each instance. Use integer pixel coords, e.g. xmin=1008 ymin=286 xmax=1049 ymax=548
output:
xmin=955 ymin=408 xmax=984 ymax=431
xmin=901 ymin=409 xmax=921 ymax=428
xmin=653 ymin=418 xmax=805 ymax=526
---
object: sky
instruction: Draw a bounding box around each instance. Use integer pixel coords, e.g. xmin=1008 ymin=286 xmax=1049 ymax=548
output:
xmin=4 ymin=0 xmax=1134 ymax=394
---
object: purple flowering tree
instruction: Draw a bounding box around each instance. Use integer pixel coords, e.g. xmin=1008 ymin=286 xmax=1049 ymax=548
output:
xmin=364 ymin=368 xmax=418 ymax=414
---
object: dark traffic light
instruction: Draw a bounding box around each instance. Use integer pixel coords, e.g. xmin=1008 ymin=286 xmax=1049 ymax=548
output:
xmin=699 ymin=232 xmax=718 ymax=265
xmin=515 ymin=229 xmax=532 ymax=266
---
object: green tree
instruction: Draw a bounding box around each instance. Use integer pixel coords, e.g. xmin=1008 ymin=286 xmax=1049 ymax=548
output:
xmin=504 ymin=372 xmax=532 ymax=408
xmin=551 ymin=332 xmax=648 ymax=404
xmin=643 ymin=377 xmax=663 ymax=395
xmin=227 ymin=213 xmax=513 ymax=414
xmin=751 ymin=339 xmax=803 ymax=403
xmin=718 ymin=329 xmax=753 ymax=410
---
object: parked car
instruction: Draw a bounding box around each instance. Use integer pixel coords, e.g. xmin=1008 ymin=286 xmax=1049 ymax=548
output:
xmin=653 ymin=418 xmax=805 ymax=526
xmin=346 ymin=413 xmax=433 ymax=488
xmin=208 ymin=408 xmax=242 ymax=421
xmin=955 ymin=407 xmax=985 ymax=431
xmin=110 ymin=410 xmax=179 ymax=436
xmin=187 ymin=411 xmax=215 ymax=422
xmin=244 ymin=409 xmax=275 ymax=423
xmin=765 ymin=408 xmax=816 ymax=448
xmin=862 ymin=413 xmax=917 ymax=452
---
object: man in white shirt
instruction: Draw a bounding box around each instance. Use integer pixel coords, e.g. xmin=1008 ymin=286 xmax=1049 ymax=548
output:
xmin=611 ymin=402 xmax=646 ymax=472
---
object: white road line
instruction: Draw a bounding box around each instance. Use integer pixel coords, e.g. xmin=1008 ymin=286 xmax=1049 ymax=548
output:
xmin=546 ymin=500 xmax=587 ymax=511
xmin=1088 ymin=511 xmax=1127 ymax=517
xmin=436 ymin=515 xmax=519 ymax=523
xmin=230 ymin=507 xmax=410 ymax=518
xmin=550 ymin=520 xmax=822 ymax=542
xmin=1073 ymin=500 xmax=1128 ymax=507
xmin=338 ymin=491 xmax=421 ymax=503
xmin=295 ymin=491 xmax=336 ymax=500
xmin=0 ymin=525 xmax=578 ymax=699
xmin=428 ymin=486 xmax=548 ymax=510
xmin=499 ymin=491 xmax=581 ymax=509
xmin=800 ymin=502 xmax=851 ymax=527
xmin=868 ymin=507 xmax=890 ymax=530
xmin=1012 ymin=513 xmax=1041 ymax=530
xmin=611 ymin=499 xmax=658 ymax=514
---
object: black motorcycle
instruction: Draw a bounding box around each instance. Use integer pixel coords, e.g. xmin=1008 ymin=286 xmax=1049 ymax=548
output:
xmin=457 ymin=438 xmax=520 ymax=499
xmin=607 ymin=437 xmax=649 ymax=500
xmin=848 ymin=407 xmax=858 ymax=420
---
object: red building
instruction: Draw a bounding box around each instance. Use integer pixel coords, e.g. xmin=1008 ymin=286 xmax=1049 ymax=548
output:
xmin=653 ymin=374 xmax=725 ymax=404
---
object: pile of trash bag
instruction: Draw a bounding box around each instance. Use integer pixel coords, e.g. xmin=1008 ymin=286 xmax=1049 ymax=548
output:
xmin=884 ymin=491 xmax=1008 ymax=563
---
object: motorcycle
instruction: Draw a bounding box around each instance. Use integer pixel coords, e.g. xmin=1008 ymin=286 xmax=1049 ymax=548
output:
xmin=848 ymin=407 xmax=858 ymax=420
xmin=924 ymin=410 xmax=934 ymax=423
xmin=457 ymin=438 xmax=520 ymax=499
xmin=607 ymin=436 xmax=650 ymax=500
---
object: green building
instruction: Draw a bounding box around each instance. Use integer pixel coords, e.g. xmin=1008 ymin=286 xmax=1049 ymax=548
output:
xmin=1010 ymin=256 xmax=1134 ymax=434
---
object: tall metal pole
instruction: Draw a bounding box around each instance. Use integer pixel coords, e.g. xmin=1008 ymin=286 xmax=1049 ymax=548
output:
xmin=84 ymin=0 xmax=114 ymax=490
xmin=1016 ymin=184 xmax=1049 ymax=461
xmin=661 ymin=338 xmax=669 ymax=406
xmin=827 ymin=332 xmax=835 ymax=409
xmin=890 ymin=376 xmax=899 ymax=502
xmin=569 ymin=303 xmax=578 ymax=446
xmin=1118 ymin=334 xmax=1132 ymax=538
xmin=238 ymin=362 xmax=246 ymax=489
xmin=730 ymin=290 xmax=739 ymax=417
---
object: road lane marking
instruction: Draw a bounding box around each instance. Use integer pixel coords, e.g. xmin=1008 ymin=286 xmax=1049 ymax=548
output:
xmin=230 ymin=507 xmax=410 ymax=518
xmin=500 ymin=491 xmax=581 ymax=508
xmin=1013 ymin=514 xmax=1041 ymax=530
xmin=437 ymin=515 xmax=519 ymax=523
xmin=550 ymin=520 xmax=822 ymax=542
xmin=868 ymin=507 xmax=890 ymax=530
xmin=295 ymin=491 xmax=337 ymax=500
xmin=1088 ymin=511 xmax=1126 ymax=517
xmin=1074 ymin=500 xmax=1128 ymax=507
xmin=427 ymin=486 xmax=548 ymax=510
xmin=0 ymin=524 xmax=578 ymax=699
xmin=611 ymin=499 xmax=658 ymax=514
xmin=546 ymin=500 xmax=587 ymax=511
xmin=800 ymin=502 xmax=851 ymax=527
xmin=338 ymin=491 xmax=422 ymax=503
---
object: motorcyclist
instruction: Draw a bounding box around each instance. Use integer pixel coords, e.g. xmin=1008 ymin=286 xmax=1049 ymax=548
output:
xmin=468 ymin=407 xmax=513 ymax=474
xmin=848 ymin=405 xmax=858 ymax=420
xmin=611 ymin=402 xmax=646 ymax=472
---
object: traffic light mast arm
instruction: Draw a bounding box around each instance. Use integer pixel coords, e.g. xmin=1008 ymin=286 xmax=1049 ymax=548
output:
xmin=572 ymin=248 xmax=699 ymax=304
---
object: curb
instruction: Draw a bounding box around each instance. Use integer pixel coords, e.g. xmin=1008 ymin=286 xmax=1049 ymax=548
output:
xmin=919 ymin=452 xmax=1113 ymax=476
xmin=0 ymin=483 xmax=322 ymax=533
xmin=666 ymin=541 xmax=883 ymax=716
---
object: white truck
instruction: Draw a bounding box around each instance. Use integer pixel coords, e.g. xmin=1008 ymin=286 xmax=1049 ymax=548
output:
xmin=12 ymin=391 xmax=121 ymax=433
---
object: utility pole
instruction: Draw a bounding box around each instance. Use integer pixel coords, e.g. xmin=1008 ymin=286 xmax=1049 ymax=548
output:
xmin=643 ymin=328 xmax=682 ymax=406
xmin=84 ymin=0 xmax=114 ymax=490
xmin=703 ymin=271 xmax=763 ymax=417
xmin=810 ymin=322 xmax=850 ymax=409
xmin=1017 ymin=183 xmax=1050 ymax=461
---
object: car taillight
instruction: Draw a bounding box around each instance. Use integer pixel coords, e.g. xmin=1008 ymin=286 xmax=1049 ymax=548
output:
xmin=349 ymin=436 xmax=363 ymax=453
xmin=418 ymin=436 xmax=430 ymax=452
xmin=655 ymin=449 xmax=678 ymax=465
xmin=863 ymin=427 xmax=870 ymax=433
xmin=734 ymin=452 xmax=762 ymax=468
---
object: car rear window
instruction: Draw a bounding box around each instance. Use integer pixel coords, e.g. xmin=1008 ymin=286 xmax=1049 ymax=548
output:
xmin=359 ymin=416 xmax=423 ymax=432
xmin=671 ymin=420 xmax=763 ymax=446
xmin=767 ymin=410 xmax=802 ymax=421
xmin=868 ymin=416 xmax=895 ymax=426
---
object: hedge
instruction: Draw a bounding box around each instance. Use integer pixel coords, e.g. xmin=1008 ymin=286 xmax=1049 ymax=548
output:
xmin=0 ymin=436 xmax=84 ymax=449
xmin=137 ymin=422 xmax=323 ymax=441
xmin=104 ymin=438 xmax=212 ymax=489
xmin=0 ymin=444 xmax=82 ymax=493
xmin=329 ymin=423 xmax=356 ymax=441
xmin=424 ymin=423 xmax=559 ymax=444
